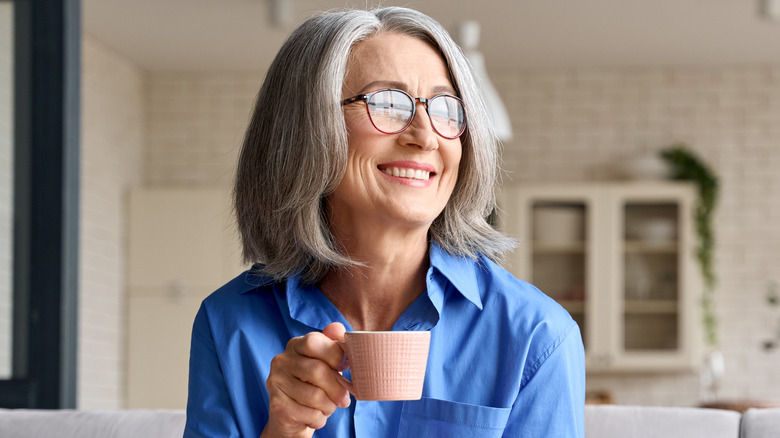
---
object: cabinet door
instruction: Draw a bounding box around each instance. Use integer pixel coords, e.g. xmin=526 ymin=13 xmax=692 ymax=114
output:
xmin=608 ymin=185 xmax=699 ymax=371
xmin=126 ymin=188 xmax=245 ymax=408
xmin=499 ymin=187 xmax=605 ymax=366
xmin=500 ymin=183 xmax=700 ymax=373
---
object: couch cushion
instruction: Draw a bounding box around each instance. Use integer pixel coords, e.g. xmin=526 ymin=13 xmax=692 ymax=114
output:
xmin=585 ymin=405 xmax=741 ymax=438
xmin=740 ymin=408 xmax=780 ymax=438
xmin=0 ymin=409 xmax=185 ymax=438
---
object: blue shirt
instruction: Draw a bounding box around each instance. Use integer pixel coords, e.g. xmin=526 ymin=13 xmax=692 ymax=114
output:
xmin=184 ymin=243 xmax=585 ymax=437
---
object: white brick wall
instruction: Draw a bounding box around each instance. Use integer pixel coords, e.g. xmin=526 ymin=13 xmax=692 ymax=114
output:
xmin=0 ymin=2 xmax=13 ymax=380
xmin=79 ymin=34 xmax=144 ymax=409
xmin=145 ymin=74 xmax=259 ymax=188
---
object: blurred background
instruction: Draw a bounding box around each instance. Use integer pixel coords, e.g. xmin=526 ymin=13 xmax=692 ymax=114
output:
xmin=2 ymin=0 xmax=780 ymax=410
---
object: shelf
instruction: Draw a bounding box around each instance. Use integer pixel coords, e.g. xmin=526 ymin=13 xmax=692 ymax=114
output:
xmin=623 ymin=300 xmax=678 ymax=314
xmin=623 ymin=241 xmax=678 ymax=253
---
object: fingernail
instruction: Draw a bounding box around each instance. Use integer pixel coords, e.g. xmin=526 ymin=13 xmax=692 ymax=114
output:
xmin=337 ymin=354 xmax=349 ymax=371
xmin=341 ymin=395 xmax=351 ymax=408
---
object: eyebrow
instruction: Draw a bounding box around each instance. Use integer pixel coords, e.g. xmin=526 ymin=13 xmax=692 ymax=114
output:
xmin=358 ymin=80 xmax=457 ymax=96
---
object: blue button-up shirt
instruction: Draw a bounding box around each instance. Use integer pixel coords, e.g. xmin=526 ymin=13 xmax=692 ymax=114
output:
xmin=184 ymin=243 xmax=585 ymax=437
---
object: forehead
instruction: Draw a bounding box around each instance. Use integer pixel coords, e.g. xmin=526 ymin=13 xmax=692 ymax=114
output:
xmin=344 ymin=32 xmax=454 ymax=93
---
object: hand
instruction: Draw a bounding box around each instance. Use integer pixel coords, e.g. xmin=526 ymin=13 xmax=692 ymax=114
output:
xmin=261 ymin=322 xmax=351 ymax=438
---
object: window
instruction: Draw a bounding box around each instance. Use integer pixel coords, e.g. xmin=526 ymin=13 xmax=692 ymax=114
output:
xmin=0 ymin=0 xmax=80 ymax=409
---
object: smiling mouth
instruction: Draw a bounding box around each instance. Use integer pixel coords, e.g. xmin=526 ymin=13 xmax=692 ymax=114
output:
xmin=379 ymin=166 xmax=432 ymax=181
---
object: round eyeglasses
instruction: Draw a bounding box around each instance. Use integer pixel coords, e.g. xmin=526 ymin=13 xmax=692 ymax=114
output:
xmin=341 ymin=88 xmax=466 ymax=139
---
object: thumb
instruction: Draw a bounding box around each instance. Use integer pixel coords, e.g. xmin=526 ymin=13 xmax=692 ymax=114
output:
xmin=322 ymin=322 xmax=347 ymax=342
xmin=322 ymin=322 xmax=349 ymax=372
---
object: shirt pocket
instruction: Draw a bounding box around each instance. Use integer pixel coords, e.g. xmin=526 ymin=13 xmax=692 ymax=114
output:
xmin=398 ymin=397 xmax=511 ymax=438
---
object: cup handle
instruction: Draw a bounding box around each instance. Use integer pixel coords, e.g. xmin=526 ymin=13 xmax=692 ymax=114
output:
xmin=335 ymin=341 xmax=354 ymax=395
xmin=337 ymin=373 xmax=354 ymax=394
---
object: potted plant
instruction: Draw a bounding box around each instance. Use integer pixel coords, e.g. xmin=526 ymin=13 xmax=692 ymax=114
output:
xmin=660 ymin=144 xmax=721 ymax=399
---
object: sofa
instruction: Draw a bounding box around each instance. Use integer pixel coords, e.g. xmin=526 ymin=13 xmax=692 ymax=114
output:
xmin=584 ymin=405 xmax=779 ymax=438
xmin=0 ymin=405 xmax=778 ymax=437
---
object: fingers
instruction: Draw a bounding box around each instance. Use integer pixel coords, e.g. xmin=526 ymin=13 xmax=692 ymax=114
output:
xmin=266 ymin=389 xmax=327 ymax=434
xmin=322 ymin=322 xmax=349 ymax=372
xmin=264 ymin=327 xmax=352 ymax=436
xmin=291 ymin=331 xmax=345 ymax=371
xmin=267 ymin=379 xmax=333 ymax=431
xmin=287 ymin=334 xmax=351 ymax=407
xmin=275 ymin=369 xmax=341 ymax=417
xmin=268 ymin=347 xmax=349 ymax=412
xmin=322 ymin=322 xmax=346 ymax=342
xmin=269 ymin=355 xmax=349 ymax=410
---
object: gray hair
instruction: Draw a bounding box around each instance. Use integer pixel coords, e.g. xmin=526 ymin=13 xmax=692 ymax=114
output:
xmin=234 ymin=6 xmax=514 ymax=284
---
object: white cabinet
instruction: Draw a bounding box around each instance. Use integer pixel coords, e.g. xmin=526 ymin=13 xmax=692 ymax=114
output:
xmin=499 ymin=183 xmax=701 ymax=373
xmin=126 ymin=188 xmax=245 ymax=408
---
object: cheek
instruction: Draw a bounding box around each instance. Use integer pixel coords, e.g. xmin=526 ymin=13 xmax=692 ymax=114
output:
xmin=342 ymin=141 xmax=375 ymax=187
xmin=446 ymin=142 xmax=463 ymax=177
xmin=344 ymin=107 xmax=374 ymax=136
xmin=440 ymin=144 xmax=463 ymax=197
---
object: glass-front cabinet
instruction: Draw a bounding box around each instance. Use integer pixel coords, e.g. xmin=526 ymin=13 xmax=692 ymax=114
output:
xmin=499 ymin=183 xmax=701 ymax=373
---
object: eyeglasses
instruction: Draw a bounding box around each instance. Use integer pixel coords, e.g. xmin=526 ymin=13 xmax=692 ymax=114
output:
xmin=341 ymin=88 xmax=466 ymax=139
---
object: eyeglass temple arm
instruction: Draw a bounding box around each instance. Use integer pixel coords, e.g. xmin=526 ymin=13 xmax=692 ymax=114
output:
xmin=341 ymin=95 xmax=366 ymax=106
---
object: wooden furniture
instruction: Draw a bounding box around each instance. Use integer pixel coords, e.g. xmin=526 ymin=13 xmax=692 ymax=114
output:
xmin=499 ymin=182 xmax=701 ymax=373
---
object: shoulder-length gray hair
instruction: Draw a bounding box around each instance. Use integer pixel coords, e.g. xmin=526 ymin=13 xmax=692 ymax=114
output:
xmin=234 ymin=6 xmax=514 ymax=284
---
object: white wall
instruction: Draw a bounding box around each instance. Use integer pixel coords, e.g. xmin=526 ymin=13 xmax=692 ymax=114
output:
xmin=79 ymin=34 xmax=144 ymax=408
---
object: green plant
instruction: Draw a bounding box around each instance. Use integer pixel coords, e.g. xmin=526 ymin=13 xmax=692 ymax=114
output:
xmin=660 ymin=144 xmax=719 ymax=348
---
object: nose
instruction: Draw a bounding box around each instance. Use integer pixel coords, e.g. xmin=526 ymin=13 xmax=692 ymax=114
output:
xmin=398 ymin=101 xmax=439 ymax=151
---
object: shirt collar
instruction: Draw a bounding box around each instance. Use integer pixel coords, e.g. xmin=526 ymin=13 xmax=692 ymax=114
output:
xmin=238 ymin=267 xmax=274 ymax=294
xmin=238 ymin=242 xmax=484 ymax=330
xmin=428 ymin=241 xmax=483 ymax=310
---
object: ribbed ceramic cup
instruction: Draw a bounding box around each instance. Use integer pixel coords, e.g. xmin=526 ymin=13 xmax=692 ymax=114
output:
xmin=340 ymin=331 xmax=430 ymax=401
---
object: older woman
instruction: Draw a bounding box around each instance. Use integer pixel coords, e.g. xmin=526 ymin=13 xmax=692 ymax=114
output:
xmin=184 ymin=7 xmax=584 ymax=438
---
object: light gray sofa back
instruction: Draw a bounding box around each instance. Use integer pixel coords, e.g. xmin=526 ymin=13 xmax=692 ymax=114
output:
xmin=0 ymin=409 xmax=185 ymax=438
xmin=741 ymin=408 xmax=780 ymax=438
xmin=1 ymin=405 xmax=778 ymax=437
xmin=585 ymin=405 xmax=742 ymax=438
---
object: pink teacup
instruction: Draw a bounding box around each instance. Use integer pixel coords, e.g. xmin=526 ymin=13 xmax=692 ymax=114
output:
xmin=338 ymin=331 xmax=430 ymax=401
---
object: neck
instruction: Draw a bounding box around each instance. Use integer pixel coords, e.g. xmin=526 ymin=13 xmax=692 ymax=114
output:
xmin=319 ymin=228 xmax=430 ymax=331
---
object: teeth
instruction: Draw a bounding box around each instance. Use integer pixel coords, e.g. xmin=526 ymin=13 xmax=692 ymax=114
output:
xmin=383 ymin=167 xmax=431 ymax=181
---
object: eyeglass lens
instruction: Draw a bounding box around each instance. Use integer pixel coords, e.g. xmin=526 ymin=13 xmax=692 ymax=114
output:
xmin=366 ymin=89 xmax=465 ymax=138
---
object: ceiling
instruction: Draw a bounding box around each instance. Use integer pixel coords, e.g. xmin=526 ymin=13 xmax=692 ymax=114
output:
xmin=83 ymin=0 xmax=780 ymax=72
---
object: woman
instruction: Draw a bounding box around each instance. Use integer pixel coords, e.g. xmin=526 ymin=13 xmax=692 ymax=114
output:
xmin=184 ymin=7 xmax=584 ymax=438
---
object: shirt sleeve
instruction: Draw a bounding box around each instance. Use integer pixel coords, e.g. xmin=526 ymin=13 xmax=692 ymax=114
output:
xmin=502 ymin=321 xmax=586 ymax=438
xmin=183 ymin=303 xmax=241 ymax=438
